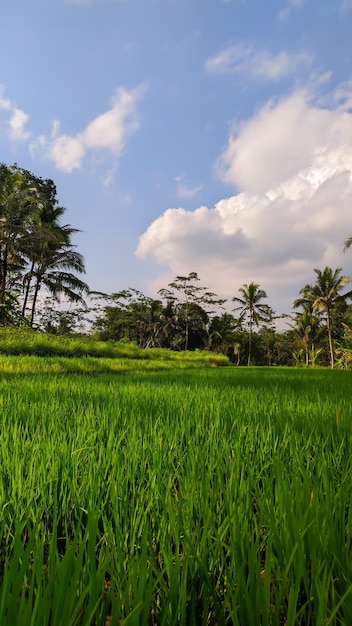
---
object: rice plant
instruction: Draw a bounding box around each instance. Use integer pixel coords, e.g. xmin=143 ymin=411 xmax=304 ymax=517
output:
xmin=0 ymin=358 xmax=351 ymax=624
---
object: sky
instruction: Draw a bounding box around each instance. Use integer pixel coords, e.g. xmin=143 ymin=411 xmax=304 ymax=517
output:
xmin=1 ymin=0 xmax=352 ymax=324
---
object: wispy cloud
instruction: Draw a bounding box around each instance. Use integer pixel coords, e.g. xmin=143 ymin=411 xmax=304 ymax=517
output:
xmin=30 ymin=84 xmax=147 ymax=172
xmin=175 ymin=176 xmax=203 ymax=199
xmin=340 ymin=0 xmax=352 ymax=12
xmin=205 ymin=43 xmax=313 ymax=80
xmin=277 ymin=0 xmax=304 ymax=22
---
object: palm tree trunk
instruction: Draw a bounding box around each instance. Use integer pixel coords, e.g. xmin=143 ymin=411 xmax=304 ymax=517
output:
xmin=1 ymin=245 xmax=8 ymax=293
xmin=30 ymin=277 xmax=41 ymax=327
xmin=327 ymin=313 xmax=334 ymax=369
xmin=22 ymin=260 xmax=35 ymax=317
xmin=248 ymin=322 xmax=252 ymax=366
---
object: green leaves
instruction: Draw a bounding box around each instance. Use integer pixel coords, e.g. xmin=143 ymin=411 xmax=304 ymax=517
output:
xmin=0 ymin=163 xmax=88 ymax=327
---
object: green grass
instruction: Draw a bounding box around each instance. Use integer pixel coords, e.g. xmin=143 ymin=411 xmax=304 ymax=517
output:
xmin=0 ymin=355 xmax=351 ymax=625
xmin=0 ymin=327 xmax=229 ymax=365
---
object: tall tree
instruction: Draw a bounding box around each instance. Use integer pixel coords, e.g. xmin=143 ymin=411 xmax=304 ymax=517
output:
xmin=343 ymin=235 xmax=352 ymax=251
xmin=293 ymin=267 xmax=352 ymax=369
xmin=27 ymin=246 xmax=88 ymax=327
xmin=16 ymin=171 xmax=89 ymax=326
xmin=158 ymin=272 xmax=225 ymax=350
xmin=232 ymin=282 xmax=268 ymax=365
xmin=0 ymin=163 xmax=37 ymax=313
xmin=290 ymin=310 xmax=321 ymax=367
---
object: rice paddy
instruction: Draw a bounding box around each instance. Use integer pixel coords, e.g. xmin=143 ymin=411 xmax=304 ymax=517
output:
xmin=0 ymin=353 xmax=351 ymax=625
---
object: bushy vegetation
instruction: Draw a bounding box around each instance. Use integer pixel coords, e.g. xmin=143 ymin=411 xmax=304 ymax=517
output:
xmin=0 ymin=360 xmax=351 ymax=624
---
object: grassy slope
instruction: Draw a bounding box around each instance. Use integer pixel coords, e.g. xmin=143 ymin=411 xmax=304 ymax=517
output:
xmin=0 ymin=327 xmax=229 ymax=365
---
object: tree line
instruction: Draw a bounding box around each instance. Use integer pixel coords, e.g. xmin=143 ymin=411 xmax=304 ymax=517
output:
xmin=1 ymin=162 xmax=352 ymax=368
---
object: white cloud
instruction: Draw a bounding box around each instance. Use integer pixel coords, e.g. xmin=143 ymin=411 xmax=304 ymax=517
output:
xmin=33 ymin=85 xmax=146 ymax=172
xmin=8 ymin=108 xmax=31 ymax=141
xmin=0 ymin=86 xmax=11 ymax=111
xmin=82 ymin=87 xmax=140 ymax=153
xmin=49 ymin=135 xmax=86 ymax=172
xmin=217 ymin=91 xmax=352 ymax=193
xmin=0 ymin=85 xmax=30 ymax=142
xmin=136 ymin=89 xmax=352 ymax=317
xmin=205 ymin=44 xmax=312 ymax=80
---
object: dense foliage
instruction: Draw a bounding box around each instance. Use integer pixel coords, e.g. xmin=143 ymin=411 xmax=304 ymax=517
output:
xmin=91 ymin=271 xmax=352 ymax=369
xmin=0 ymin=162 xmax=88 ymax=326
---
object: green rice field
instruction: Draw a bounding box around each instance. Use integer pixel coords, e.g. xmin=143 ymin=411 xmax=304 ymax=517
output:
xmin=0 ymin=352 xmax=351 ymax=625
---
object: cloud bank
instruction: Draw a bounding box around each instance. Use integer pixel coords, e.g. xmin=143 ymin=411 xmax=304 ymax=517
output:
xmin=136 ymin=89 xmax=352 ymax=316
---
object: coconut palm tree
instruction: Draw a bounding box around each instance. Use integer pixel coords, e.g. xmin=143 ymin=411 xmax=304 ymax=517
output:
xmin=344 ymin=235 xmax=352 ymax=251
xmin=27 ymin=244 xmax=88 ymax=327
xmin=0 ymin=164 xmax=37 ymax=294
xmin=232 ymin=282 xmax=268 ymax=365
xmin=0 ymin=163 xmax=40 ymax=322
xmin=290 ymin=310 xmax=321 ymax=366
xmin=294 ymin=267 xmax=352 ymax=369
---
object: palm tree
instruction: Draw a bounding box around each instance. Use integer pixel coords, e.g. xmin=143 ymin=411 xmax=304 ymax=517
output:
xmin=290 ymin=310 xmax=321 ymax=366
xmin=294 ymin=267 xmax=352 ymax=369
xmin=21 ymin=204 xmax=74 ymax=316
xmin=27 ymin=244 xmax=88 ymax=326
xmin=0 ymin=164 xmax=37 ymax=295
xmin=232 ymin=283 xmax=268 ymax=365
xmin=343 ymin=235 xmax=352 ymax=251
xmin=17 ymin=174 xmax=89 ymax=326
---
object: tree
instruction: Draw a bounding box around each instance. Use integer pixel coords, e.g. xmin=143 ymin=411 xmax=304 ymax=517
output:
xmin=27 ymin=246 xmax=88 ymax=327
xmin=205 ymin=312 xmax=238 ymax=353
xmin=343 ymin=235 xmax=352 ymax=251
xmin=290 ymin=310 xmax=321 ymax=367
xmin=91 ymin=289 xmax=165 ymax=347
xmin=0 ymin=163 xmax=38 ymax=320
xmin=16 ymin=171 xmax=89 ymax=326
xmin=232 ymin=283 xmax=268 ymax=365
xmin=158 ymin=272 xmax=226 ymax=350
xmin=0 ymin=163 xmax=88 ymax=327
xmin=293 ymin=267 xmax=352 ymax=369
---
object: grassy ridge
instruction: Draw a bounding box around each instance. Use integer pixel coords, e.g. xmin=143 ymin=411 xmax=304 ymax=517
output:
xmin=0 ymin=327 xmax=229 ymax=364
xmin=0 ymin=357 xmax=351 ymax=624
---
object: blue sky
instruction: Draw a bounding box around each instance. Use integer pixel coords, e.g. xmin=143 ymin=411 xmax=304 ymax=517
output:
xmin=1 ymin=0 xmax=352 ymax=320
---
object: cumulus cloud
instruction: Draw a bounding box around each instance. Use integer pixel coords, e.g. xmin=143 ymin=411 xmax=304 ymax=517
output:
xmin=205 ymin=44 xmax=312 ymax=80
xmin=136 ymin=89 xmax=352 ymax=317
xmin=30 ymin=84 xmax=146 ymax=172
